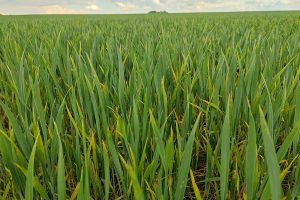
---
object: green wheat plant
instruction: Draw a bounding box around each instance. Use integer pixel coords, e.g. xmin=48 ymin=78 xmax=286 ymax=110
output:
xmin=0 ymin=11 xmax=300 ymax=199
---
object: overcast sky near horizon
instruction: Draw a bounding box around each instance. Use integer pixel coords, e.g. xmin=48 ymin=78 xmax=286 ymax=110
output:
xmin=0 ymin=0 xmax=299 ymax=15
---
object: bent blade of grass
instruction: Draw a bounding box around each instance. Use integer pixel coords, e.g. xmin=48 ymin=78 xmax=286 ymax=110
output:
xmin=0 ymin=101 xmax=30 ymax=157
xmin=277 ymin=120 xmax=300 ymax=161
xmin=166 ymin=128 xmax=175 ymax=174
xmin=259 ymin=107 xmax=281 ymax=200
xmin=77 ymin=169 xmax=85 ymax=200
xmin=120 ymin=156 xmax=144 ymax=200
xmin=262 ymin=75 xmax=274 ymax=138
xmin=292 ymin=156 xmax=300 ymax=198
xmin=293 ymin=84 xmax=300 ymax=156
xmin=220 ymin=98 xmax=231 ymax=200
xmin=25 ymin=135 xmax=39 ymax=200
xmin=14 ymin=164 xmax=49 ymax=200
xmin=104 ymin=128 xmax=125 ymax=191
xmin=103 ymin=143 xmax=110 ymax=200
xmin=261 ymin=155 xmax=298 ymax=199
xmin=57 ymin=137 xmax=66 ymax=200
xmin=190 ymin=169 xmax=202 ymax=200
xmin=32 ymin=80 xmax=47 ymax=140
xmin=292 ymin=85 xmax=300 ymax=198
xmin=118 ymin=48 xmax=125 ymax=117
xmin=246 ymin=105 xmax=257 ymax=200
xmin=175 ymin=114 xmax=200 ymax=200
xmin=69 ymin=182 xmax=80 ymax=200
xmin=149 ymin=111 xmax=166 ymax=170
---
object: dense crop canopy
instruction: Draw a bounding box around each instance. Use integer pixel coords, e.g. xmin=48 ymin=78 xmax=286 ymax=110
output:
xmin=0 ymin=12 xmax=300 ymax=199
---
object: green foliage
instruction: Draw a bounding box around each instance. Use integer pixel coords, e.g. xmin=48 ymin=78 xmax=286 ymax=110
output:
xmin=0 ymin=11 xmax=300 ymax=199
xmin=148 ymin=10 xmax=168 ymax=14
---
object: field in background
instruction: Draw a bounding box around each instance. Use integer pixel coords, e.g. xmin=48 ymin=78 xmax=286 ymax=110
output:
xmin=0 ymin=12 xmax=300 ymax=199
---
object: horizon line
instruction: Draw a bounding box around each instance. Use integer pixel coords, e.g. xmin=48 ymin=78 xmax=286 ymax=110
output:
xmin=1 ymin=9 xmax=300 ymax=16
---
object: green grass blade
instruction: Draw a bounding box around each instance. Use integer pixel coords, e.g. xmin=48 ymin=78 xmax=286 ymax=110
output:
xmin=175 ymin=114 xmax=200 ymax=200
xmin=57 ymin=138 xmax=66 ymax=200
xmin=246 ymin=106 xmax=257 ymax=200
xmin=14 ymin=164 xmax=49 ymax=200
xmin=25 ymin=135 xmax=39 ymax=200
xmin=220 ymin=99 xmax=231 ymax=200
xmin=259 ymin=107 xmax=281 ymax=200
xmin=120 ymin=156 xmax=144 ymax=200
xmin=103 ymin=143 xmax=110 ymax=200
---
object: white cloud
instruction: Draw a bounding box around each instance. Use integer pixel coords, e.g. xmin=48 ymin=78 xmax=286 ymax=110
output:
xmin=152 ymin=0 xmax=162 ymax=5
xmin=282 ymin=0 xmax=300 ymax=5
xmin=41 ymin=5 xmax=84 ymax=14
xmin=85 ymin=4 xmax=100 ymax=10
xmin=186 ymin=1 xmax=247 ymax=12
xmin=115 ymin=2 xmax=138 ymax=9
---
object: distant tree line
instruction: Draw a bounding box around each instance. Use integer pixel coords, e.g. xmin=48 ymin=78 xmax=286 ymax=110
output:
xmin=148 ymin=11 xmax=168 ymax=14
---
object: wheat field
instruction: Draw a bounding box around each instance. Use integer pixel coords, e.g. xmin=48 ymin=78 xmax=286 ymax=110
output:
xmin=0 ymin=12 xmax=300 ymax=199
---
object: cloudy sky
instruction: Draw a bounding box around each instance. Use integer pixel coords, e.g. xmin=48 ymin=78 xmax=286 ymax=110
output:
xmin=0 ymin=0 xmax=299 ymax=15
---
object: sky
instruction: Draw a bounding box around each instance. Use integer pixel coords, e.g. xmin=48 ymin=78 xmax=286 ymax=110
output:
xmin=0 ymin=0 xmax=299 ymax=15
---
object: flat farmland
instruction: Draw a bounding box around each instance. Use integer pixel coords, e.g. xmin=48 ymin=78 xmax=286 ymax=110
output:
xmin=0 ymin=12 xmax=300 ymax=199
